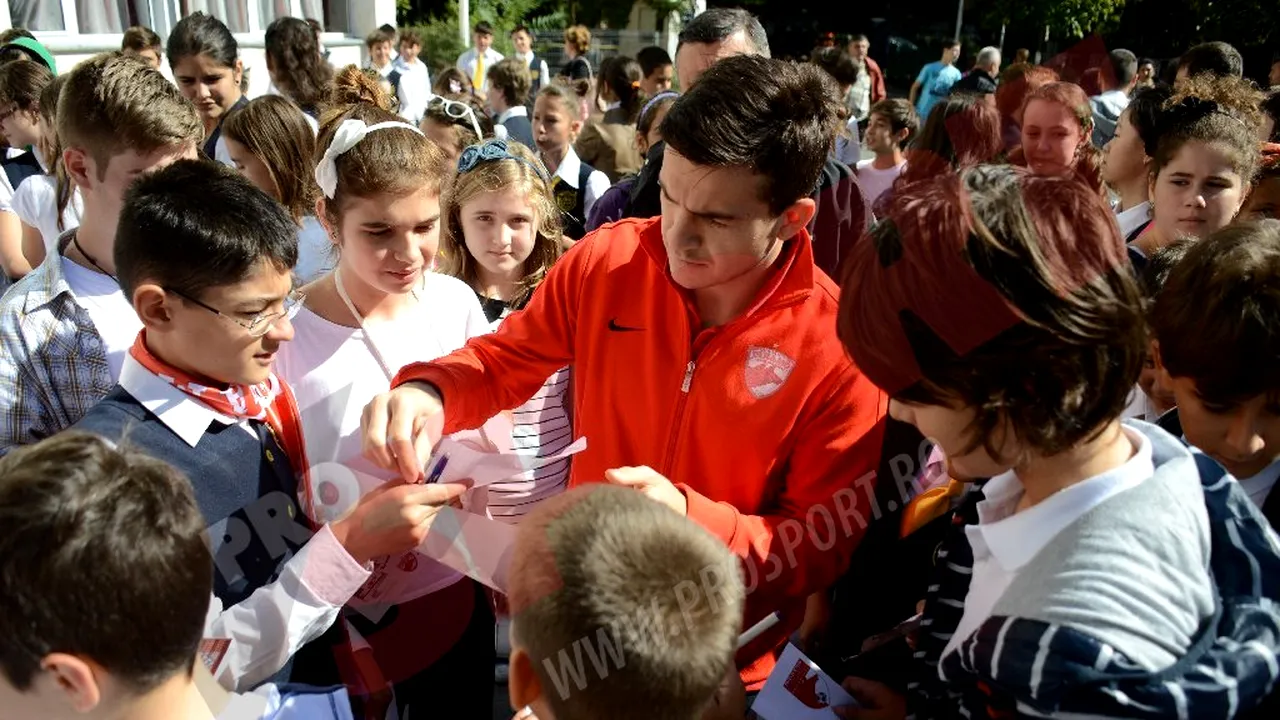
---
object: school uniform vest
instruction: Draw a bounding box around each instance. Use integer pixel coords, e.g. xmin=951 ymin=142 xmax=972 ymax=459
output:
xmin=527 ymin=55 xmax=544 ymax=100
xmin=204 ymin=96 xmax=249 ymax=161
xmin=555 ymin=161 xmax=595 ymax=240
xmin=72 ymin=386 xmax=314 ymax=607
xmin=1 ymin=149 xmax=41 ymax=193
xmin=501 ymin=114 xmax=535 ymax=148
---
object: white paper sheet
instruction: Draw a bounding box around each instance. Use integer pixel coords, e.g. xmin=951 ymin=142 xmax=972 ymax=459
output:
xmin=752 ymin=644 xmax=857 ymax=719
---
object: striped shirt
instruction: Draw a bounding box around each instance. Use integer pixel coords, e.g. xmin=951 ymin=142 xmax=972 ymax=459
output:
xmin=0 ymin=246 xmax=115 ymax=454
xmin=909 ymin=449 xmax=1280 ymax=719
xmin=476 ymin=293 xmax=572 ymax=522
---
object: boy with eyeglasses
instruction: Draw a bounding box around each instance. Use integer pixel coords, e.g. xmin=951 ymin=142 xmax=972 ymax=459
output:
xmin=71 ymin=159 xmax=468 ymax=698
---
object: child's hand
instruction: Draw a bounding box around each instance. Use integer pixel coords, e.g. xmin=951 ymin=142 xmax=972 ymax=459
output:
xmin=361 ymin=381 xmax=446 ymax=481
xmin=799 ymin=591 xmax=833 ymax=656
xmin=700 ymin=665 xmax=746 ymax=720
xmin=834 ymin=678 xmax=907 ymax=720
xmin=604 ymin=466 xmax=687 ymax=515
xmin=329 ymin=477 xmax=467 ymax=564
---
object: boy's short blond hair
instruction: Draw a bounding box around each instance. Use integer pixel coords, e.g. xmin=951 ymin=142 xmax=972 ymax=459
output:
xmin=509 ymin=485 xmax=744 ymax=720
xmin=57 ymin=51 xmax=202 ymax=178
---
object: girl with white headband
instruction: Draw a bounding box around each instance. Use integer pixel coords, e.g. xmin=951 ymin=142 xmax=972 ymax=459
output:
xmin=274 ymin=65 xmax=493 ymax=718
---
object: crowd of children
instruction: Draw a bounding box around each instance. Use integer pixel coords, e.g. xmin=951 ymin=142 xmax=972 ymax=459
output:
xmin=0 ymin=8 xmax=1279 ymax=720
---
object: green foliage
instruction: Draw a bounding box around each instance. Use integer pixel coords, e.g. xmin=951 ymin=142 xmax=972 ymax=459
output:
xmin=986 ymin=0 xmax=1126 ymax=39
xmin=570 ymin=0 xmax=638 ymax=28
xmin=1187 ymin=0 xmax=1278 ymax=49
xmin=406 ymin=0 xmax=561 ymax=76
xmin=411 ymin=19 xmax=467 ymax=75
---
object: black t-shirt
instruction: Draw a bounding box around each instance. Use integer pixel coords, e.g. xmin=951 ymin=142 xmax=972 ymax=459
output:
xmin=560 ymin=56 xmax=591 ymax=81
xmin=950 ymin=69 xmax=998 ymax=96
xmin=476 ymin=293 xmax=511 ymax=324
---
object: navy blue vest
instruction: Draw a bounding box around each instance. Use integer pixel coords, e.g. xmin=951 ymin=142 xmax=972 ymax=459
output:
xmin=554 ymin=161 xmax=595 ymax=240
xmin=527 ymin=55 xmax=543 ymax=101
xmin=203 ymin=95 xmax=250 ymax=161
xmin=72 ymin=386 xmax=314 ymax=607
xmin=1 ymin=149 xmax=42 ymax=194
xmin=501 ymin=114 xmax=535 ymax=149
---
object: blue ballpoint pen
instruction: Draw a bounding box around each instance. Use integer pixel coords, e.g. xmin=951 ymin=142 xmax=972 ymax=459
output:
xmin=424 ymin=454 xmax=449 ymax=484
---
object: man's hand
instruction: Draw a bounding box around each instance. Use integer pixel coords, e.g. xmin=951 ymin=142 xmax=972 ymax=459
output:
xmin=604 ymin=466 xmax=688 ymax=515
xmin=361 ymin=381 xmax=446 ymax=482
xmin=330 ymin=477 xmax=467 ymax=565
xmin=835 ymin=677 xmax=907 ymax=720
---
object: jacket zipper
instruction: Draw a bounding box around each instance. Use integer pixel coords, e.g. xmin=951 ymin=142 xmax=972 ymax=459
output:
xmin=662 ymin=360 xmax=696 ymax=475
xmin=657 ymin=290 xmax=808 ymax=477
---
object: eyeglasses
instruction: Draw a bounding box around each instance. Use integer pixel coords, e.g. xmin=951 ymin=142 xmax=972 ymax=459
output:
xmin=427 ymin=94 xmax=484 ymax=141
xmin=168 ymin=287 xmax=305 ymax=338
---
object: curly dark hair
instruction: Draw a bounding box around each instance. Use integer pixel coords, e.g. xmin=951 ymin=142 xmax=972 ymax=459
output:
xmin=265 ymin=16 xmax=334 ymax=116
xmin=1152 ymin=74 xmax=1265 ymax=183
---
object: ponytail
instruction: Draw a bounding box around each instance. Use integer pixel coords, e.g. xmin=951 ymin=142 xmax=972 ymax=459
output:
xmin=315 ymin=65 xmax=449 ymax=220
xmin=604 ymin=56 xmax=645 ymax=123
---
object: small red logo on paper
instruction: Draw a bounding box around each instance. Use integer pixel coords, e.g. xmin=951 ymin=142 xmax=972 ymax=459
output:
xmin=782 ymin=658 xmax=830 ymax=709
xmin=745 ymin=346 xmax=795 ymax=399
xmin=397 ymin=552 xmax=419 ymax=572
xmin=198 ymin=638 xmax=231 ymax=674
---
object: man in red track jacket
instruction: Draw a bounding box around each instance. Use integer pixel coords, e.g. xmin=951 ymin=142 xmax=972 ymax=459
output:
xmin=361 ymin=56 xmax=888 ymax=691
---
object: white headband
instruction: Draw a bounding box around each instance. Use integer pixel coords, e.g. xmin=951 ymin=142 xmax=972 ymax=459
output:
xmin=315 ymin=118 xmax=425 ymax=199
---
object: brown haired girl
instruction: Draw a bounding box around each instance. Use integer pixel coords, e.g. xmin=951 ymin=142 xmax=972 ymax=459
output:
xmin=420 ymin=92 xmax=493 ymax=163
xmin=223 ymin=95 xmax=329 ymax=282
xmin=1131 ymin=74 xmax=1264 ymax=264
xmin=532 ymin=82 xmax=610 ymax=239
xmin=7 ymin=70 xmax=81 ymax=270
xmin=264 ymin=16 xmax=334 ymax=121
xmin=274 ymin=65 xmax=494 ymax=718
xmin=574 ymin=55 xmax=646 ymax=182
xmin=1011 ymin=81 xmax=1105 ymax=196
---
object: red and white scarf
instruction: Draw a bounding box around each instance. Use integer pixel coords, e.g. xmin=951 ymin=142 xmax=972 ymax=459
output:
xmin=129 ymin=332 xmax=316 ymax=522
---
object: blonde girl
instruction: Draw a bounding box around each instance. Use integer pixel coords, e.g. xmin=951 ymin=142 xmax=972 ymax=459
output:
xmin=439 ymin=137 xmax=572 ymax=519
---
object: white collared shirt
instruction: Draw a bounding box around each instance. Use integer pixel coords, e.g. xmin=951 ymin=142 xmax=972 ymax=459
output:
xmin=392 ymin=56 xmax=432 ymax=126
xmin=944 ymin=426 xmax=1155 ymax=657
xmin=496 ymin=104 xmax=528 ymax=125
xmin=550 ymin=146 xmax=611 ymax=221
xmin=1115 ymin=200 xmax=1151 ymax=240
xmin=118 ymin=353 xmax=257 ymax=445
xmin=60 ymin=257 xmax=141 ymax=381
xmin=1239 ymin=457 xmax=1280 ymax=508
xmin=118 ymin=355 xmax=372 ymax=692
xmin=455 ymin=47 xmax=505 ymax=92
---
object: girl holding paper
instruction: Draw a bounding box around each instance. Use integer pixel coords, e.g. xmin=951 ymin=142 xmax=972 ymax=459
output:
xmin=275 ymin=66 xmax=493 ymax=719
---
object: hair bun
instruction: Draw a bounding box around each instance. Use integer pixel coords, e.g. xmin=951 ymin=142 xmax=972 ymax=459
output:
xmin=328 ymin=64 xmax=392 ymax=113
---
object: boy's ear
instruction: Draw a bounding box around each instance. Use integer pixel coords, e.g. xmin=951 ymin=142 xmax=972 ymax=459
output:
xmin=41 ymin=653 xmax=102 ymax=713
xmin=508 ymin=647 xmax=544 ymax=711
xmin=1151 ymin=339 xmax=1177 ymax=387
xmin=778 ymin=197 xmax=817 ymax=240
xmin=63 ymin=147 xmax=95 ymax=193
xmin=133 ymin=283 xmax=175 ymax=331
xmin=894 ymin=128 xmax=910 ymax=146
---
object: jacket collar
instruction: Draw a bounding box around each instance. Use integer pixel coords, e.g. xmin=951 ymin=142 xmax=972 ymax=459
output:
xmin=634 ymin=216 xmax=816 ymax=322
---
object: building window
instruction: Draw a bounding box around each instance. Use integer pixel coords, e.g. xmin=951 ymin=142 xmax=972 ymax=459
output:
xmin=8 ymin=0 xmax=344 ymax=38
